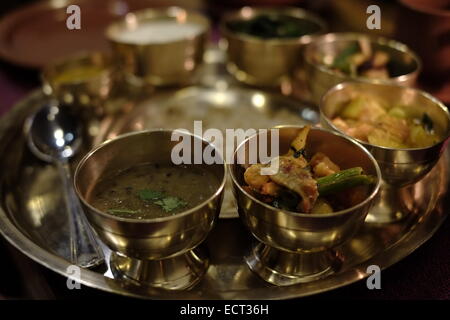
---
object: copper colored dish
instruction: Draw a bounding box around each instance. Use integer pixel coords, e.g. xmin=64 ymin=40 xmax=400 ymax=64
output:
xmin=0 ymin=0 xmax=199 ymax=69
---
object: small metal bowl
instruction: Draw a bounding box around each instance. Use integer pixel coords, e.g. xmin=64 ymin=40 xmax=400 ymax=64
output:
xmin=106 ymin=7 xmax=210 ymax=87
xmin=320 ymin=82 xmax=450 ymax=223
xmin=220 ymin=6 xmax=326 ymax=86
xmin=74 ymin=130 xmax=226 ymax=290
xmin=304 ymin=32 xmax=421 ymax=104
xmin=42 ymin=51 xmax=113 ymax=109
xmin=229 ymin=126 xmax=381 ymax=285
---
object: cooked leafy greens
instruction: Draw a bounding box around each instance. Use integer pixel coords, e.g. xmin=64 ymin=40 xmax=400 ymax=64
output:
xmin=227 ymin=14 xmax=321 ymax=39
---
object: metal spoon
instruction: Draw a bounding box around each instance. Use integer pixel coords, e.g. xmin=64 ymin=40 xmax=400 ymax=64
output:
xmin=24 ymin=100 xmax=104 ymax=268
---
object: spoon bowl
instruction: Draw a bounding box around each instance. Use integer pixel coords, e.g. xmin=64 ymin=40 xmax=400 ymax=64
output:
xmin=25 ymin=100 xmax=82 ymax=162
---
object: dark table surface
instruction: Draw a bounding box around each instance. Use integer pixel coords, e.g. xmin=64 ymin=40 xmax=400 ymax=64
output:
xmin=0 ymin=0 xmax=449 ymax=300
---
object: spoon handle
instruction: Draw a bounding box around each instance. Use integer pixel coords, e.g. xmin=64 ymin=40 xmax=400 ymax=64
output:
xmin=57 ymin=161 xmax=104 ymax=268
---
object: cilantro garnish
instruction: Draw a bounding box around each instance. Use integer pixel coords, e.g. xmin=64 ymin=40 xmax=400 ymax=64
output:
xmin=154 ymin=196 xmax=187 ymax=213
xmin=138 ymin=189 xmax=165 ymax=201
xmin=137 ymin=189 xmax=188 ymax=213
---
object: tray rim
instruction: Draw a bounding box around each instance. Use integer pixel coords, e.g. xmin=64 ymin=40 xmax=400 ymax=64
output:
xmin=0 ymin=89 xmax=448 ymax=300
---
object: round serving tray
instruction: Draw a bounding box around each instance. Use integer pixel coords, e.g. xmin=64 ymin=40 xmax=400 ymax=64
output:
xmin=0 ymin=87 xmax=448 ymax=299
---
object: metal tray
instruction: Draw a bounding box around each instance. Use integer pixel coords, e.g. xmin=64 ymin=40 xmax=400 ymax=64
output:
xmin=0 ymin=47 xmax=449 ymax=299
xmin=0 ymin=88 xmax=448 ymax=299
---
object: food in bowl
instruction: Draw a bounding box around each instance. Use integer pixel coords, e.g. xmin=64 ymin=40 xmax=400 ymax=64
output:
xmin=89 ymin=163 xmax=221 ymax=219
xmin=111 ymin=20 xmax=206 ymax=45
xmin=242 ymin=126 xmax=376 ymax=214
xmin=310 ymin=37 xmax=417 ymax=81
xmin=51 ymin=64 xmax=108 ymax=85
xmin=226 ymin=13 xmax=322 ymax=39
xmin=221 ymin=7 xmax=326 ymax=86
xmin=304 ymin=33 xmax=421 ymax=105
xmin=325 ymin=40 xmax=391 ymax=79
xmin=331 ymin=94 xmax=442 ymax=148
xmin=106 ymin=7 xmax=209 ymax=86
xmin=41 ymin=52 xmax=113 ymax=108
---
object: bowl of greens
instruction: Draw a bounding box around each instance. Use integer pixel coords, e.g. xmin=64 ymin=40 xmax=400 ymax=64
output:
xmin=221 ymin=6 xmax=326 ymax=86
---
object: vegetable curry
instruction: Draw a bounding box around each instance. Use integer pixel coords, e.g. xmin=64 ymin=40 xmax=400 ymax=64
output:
xmin=243 ymin=126 xmax=376 ymax=214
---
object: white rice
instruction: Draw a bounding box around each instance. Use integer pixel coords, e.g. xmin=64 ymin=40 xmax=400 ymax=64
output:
xmin=115 ymin=20 xmax=204 ymax=44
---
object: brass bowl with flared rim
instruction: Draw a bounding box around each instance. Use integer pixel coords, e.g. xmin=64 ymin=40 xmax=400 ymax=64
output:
xmin=106 ymin=6 xmax=210 ymax=87
xmin=220 ymin=6 xmax=326 ymax=86
xmin=74 ymin=129 xmax=226 ymax=290
xmin=229 ymin=126 xmax=381 ymax=285
xmin=304 ymin=32 xmax=421 ymax=105
xmin=320 ymin=82 xmax=450 ymax=223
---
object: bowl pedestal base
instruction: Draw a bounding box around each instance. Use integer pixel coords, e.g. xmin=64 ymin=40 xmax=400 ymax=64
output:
xmin=110 ymin=247 xmax=209 ymax=290
xmin=365 ymin=181 xmax=410 ymax=224
xmin=245 ymin=242 xmax=342 ymax=286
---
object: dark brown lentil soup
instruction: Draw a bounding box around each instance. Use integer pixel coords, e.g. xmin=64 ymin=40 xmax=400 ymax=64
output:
xmin=89 ymin=163 xmax=220 ymax=219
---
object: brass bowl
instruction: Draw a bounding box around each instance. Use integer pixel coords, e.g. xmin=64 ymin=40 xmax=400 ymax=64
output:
xmin=74 ymin=130 xmax=226 ymax=289
xmin=320 ymin=82 xmax=450 ymax=223
xmin=220 ymin=6 xmax=326 ymax=86
xmin=42 ymin=51 xmax=114 ymax=110
xmin=304 ymin=32 xmax=421 ymax=104
xmin=229 ymin=126 xmax=381 ymax=285
xmin=106 ymin=7 xmax=210 ymax=87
